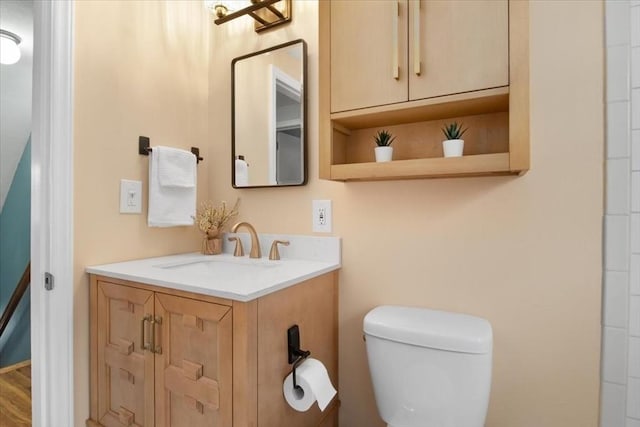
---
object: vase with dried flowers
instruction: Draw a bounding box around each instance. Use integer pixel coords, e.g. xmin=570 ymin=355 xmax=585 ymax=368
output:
xmin=195 ymin=198 xmax=240 ymax=255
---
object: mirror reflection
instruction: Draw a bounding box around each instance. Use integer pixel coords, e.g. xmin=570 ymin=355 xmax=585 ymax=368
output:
xmin=232 ymin=39 xmax=307 ymax=188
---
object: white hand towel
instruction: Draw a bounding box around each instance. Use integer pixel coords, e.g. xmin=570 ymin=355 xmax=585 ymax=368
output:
xmin=156 ymin=146 xmax=196 ymax=188
xmin=148 ymin=148 xmax=196 ymax=227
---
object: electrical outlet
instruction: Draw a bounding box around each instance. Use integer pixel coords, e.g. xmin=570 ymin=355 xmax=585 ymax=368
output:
xmin=312 ymin=200 xmax=332 ymax=233
xmin=120 ymin=179 xmax=142 ymax=214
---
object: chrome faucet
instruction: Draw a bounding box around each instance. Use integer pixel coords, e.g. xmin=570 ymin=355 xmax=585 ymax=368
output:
xmin=230 ymin=222 xmax=261 ymax=258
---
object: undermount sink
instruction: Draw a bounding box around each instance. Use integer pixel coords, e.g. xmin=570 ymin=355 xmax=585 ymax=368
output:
xmin=155 ymin=256 xmax=278 ymax=275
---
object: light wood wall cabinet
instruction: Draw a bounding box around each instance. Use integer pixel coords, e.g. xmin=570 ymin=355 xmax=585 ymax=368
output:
xmin=88 ymin=273 xmax=339 ymax=427
xmin=320 ymin=0 xmax=529 ymax=181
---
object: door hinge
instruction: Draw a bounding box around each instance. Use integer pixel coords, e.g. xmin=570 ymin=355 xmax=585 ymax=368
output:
xmin=44 ymin=272 xmax=54 ymax=290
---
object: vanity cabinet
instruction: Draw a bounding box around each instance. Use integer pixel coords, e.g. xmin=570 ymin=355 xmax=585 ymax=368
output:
xmin=91 ymin=280 xmax=232 ymax=427
xmin=331 ymin=0 xmax=508 ymax=113
xmin=320 ymin=0 xmax=529 ymax=181
xmin=88 ymin=272 xmax=339 ymax=427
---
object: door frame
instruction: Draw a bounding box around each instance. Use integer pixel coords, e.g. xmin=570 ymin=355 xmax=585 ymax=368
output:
xmin=31 ymin=1 xmax=75 ymax=425
xmin=268 ymin=64 xmax=301 ymax=185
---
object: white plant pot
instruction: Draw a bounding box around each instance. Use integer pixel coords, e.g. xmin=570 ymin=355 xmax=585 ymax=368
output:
xmin=443 ymin=139 xmax=464 ymax=157
xmin=375 ymin=146 xmax=393 ymax=162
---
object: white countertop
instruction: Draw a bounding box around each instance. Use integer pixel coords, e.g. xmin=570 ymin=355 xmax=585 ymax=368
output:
xmin=86 ymin=234 xmax=341 ymax=302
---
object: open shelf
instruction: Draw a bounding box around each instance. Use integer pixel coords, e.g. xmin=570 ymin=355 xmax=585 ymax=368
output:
xmin=330 ymin=153 xmax=511 ymax=181
xmin=328 ymin=96 xmax=513 ymax=181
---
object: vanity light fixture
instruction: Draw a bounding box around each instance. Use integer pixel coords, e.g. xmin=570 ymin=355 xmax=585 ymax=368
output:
xmin=204 ymin=0 xmax=291 ymax=33
xmin=0 ymin=29 xmax=22 ymax=65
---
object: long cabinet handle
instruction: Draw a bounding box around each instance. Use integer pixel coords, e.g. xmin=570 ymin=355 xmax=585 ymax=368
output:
xmin=152 ymin=316 xmax=163 ymax=355
xmin=392 ymin=0 xmax=400 ymax=80
xmin=141 ymin=314 xmax=152 ymax=351
xmin=413 ymin=0 xmax=421 ymax=76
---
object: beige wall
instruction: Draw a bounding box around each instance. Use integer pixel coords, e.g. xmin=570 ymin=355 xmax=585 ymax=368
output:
xmin=70 ymin=0 xmax=603 ymax=425
xmin=73 ymin=1 xmax=210 ymax=423
xmin=210 ymin=1 xmax=604 ymax=427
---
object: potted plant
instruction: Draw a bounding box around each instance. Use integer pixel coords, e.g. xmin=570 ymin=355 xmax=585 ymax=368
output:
xmin=195 ymin=198 xmax=240 ymax=255
xmin=441 ymin=122 xmax=467 ymax=157
xmin=374 ymin=130 xmax=396 ymax=162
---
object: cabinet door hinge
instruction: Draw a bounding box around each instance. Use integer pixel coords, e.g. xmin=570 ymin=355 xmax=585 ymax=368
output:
xmin=44 ymin=272 xmax=54 ymax=291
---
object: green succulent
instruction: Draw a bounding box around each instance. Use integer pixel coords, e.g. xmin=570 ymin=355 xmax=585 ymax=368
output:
xmin=374 ymin=130 xmax=396 ymax=147
xmin=441 ymin=122 xmax=468 ymax=140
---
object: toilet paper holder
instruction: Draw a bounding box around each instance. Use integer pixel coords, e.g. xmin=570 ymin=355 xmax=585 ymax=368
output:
xmin=287 ymin=325 xmax=311 ymax=390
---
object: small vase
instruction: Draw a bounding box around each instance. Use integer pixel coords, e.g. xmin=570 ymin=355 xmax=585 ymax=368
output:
xmin=375 ymin=146 xmax=393 ymax=162
xmin=443 ymin=139 xmax=464 ymax=157
xmin=202 ymin=227 xmax=222 ymax=255
xmin=202 ymin=237 xmax=222 ymax=255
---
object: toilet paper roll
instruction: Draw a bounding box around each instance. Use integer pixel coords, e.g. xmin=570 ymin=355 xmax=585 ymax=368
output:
xmin=283 ymin=358 xmax=337 ymax=412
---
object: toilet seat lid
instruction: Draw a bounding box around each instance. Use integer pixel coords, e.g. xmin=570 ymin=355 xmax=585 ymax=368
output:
xmin=363 ymin=305 xmax=492 ymax=354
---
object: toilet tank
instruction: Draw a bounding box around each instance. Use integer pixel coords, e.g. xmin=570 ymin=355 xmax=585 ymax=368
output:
xmin=363 ymin=306 xmax=493 ymax=427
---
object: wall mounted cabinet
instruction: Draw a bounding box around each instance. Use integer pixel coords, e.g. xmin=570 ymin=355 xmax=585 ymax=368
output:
xmin=319 ymin=0 xmax=529 ymax=181
xmin=330 ymin=0 xmax=508 ymax=113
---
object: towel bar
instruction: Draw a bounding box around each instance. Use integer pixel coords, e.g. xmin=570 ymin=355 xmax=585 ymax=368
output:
xmin=138 ymin=136 xmax=204 ymax=164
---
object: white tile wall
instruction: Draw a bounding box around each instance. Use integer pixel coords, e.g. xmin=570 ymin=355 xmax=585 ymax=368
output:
xmin=607 ymin=272 xmax=631 ymax=328
xmin=632 ymin=130 xmax=640 ymax=169
xmin=606 ymin=215 xmax=631 ymax=271
xmin=631 ymin=296 xmax=640 ymax=336
xmin=633 ymin=48 xmax=640 ymax=88
xmin=602 ymin=382 xmax=628 ymax=427
xmin=607 ymin=1 xmax=631 ymax=46
xmin=632 ymin=254 xmax=640 ymax=295
xmin=632 ymin=6 xmax=640 ymax=46
xmin=610 ymin=102 xmax=631 ymax=159
xmin=629 ymin=254 xmax=640 ymax=295
xmin=605 ymin=327 xmax=630 ymax=383
xmin=610 ymin=45 xmax=631 ymax=102
xmin=629 ymin=337 xmax=640 ymax=378
xmin=628 ymin=377 xmax=640 ymax=418
xmin=633 ymin=172 xmax=640 ymax=212
xmin=609 ymin=159 xmax=633 ymax=213
xmin=633 ymin=89 xmax=640 ymax=129
xmin=603 ymin=3 xmax=639 ymax=426
xmin=632 ymin=214 xmax=640 ymax=254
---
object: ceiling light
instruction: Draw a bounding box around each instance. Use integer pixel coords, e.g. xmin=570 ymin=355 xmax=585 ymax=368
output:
xmin=0 ymin=29 xmax=22 ymax=65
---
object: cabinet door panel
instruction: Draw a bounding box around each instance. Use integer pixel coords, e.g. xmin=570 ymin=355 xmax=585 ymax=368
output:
xmin=331 ymin=0 xmax=408 ymax=112
xmin=154 ymin=294 xmax=232 ymax=427
xmin=409 ymin=0 xmax=508 ymax=100
xmin=97 ymin=281 xmax=155 ymax=427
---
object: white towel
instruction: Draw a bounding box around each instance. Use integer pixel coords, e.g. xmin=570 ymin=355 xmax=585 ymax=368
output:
xmin=156 ymin=146 xmax=196 ymax=188
xmin=148 ymin=147 xmax=196 ymax=227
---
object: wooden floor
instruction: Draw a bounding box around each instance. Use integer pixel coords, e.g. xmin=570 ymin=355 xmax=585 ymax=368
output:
xmin=0 ymin=360 xmax=31 ymax=427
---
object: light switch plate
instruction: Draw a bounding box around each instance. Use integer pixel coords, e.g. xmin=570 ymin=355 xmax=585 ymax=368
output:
xmin=312 ymin=199 xmax=332 ymax=233
xmin=120 ymin=179 xmax=142 ymax=214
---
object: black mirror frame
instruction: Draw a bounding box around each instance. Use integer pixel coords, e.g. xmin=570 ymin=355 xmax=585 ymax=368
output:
xmin=231 ymin=39 xmax=308 ymax=188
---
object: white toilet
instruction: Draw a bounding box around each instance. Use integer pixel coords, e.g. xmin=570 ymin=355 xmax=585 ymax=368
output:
xmin=363 ymin=305 xmax=493 ymax=427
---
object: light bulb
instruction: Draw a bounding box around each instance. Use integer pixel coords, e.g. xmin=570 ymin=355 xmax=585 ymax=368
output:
xmin=0 ymin=30 xmax=21 ymax=65
xmin=204 ymin=0 xmax=253 ymax=17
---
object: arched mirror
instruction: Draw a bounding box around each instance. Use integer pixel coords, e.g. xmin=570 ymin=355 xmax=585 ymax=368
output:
xmin=232 ymin=39 xmax=307 ymax=188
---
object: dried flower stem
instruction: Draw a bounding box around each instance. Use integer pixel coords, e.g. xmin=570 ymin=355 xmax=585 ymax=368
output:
xmin=195 ymin=198 xmax=240 ymax=235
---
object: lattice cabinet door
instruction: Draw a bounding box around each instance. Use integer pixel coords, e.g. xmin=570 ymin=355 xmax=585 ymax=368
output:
xmin=97 ymin=281 xmax=155 ymax=427
xmin=153 ymin=294 xmax=233 ymax=427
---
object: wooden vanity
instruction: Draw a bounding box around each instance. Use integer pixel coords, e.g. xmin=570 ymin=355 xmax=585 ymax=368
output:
xmin=86 ymin=270 xmax=339 ymax=427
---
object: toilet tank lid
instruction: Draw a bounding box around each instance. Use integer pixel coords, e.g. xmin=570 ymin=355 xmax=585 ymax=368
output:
xmin=363 ymin=306 xmax=492 ymax=354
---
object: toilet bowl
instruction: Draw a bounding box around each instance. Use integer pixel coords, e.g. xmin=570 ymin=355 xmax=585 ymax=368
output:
xmin=363 ymin=305 xmax=493 ymax=427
